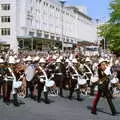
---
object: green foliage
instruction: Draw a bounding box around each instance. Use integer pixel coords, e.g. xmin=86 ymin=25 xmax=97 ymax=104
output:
xmin=98 ymin=0 xmax=120 ymax=52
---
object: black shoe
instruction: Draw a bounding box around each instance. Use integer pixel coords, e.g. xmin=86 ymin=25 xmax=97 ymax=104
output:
xmin=59 ymin=94 xmax=64 ymax=97
xmin=5 ymin=100 xmax=10 ymax=106
xmin=112 ymin=112 xmax=117 ymax=116
xmin=91 ymin=111 xmax=97 ymax=115
xmin=37 ymin=99 xmax=41 ymax=103
xmin=0 ymin=95 xmax=2 ymax=99
xmin=44 ymin=100 xmax=50 ymax=104
xmin=68 ymin=96 xmax=72 ymax=100
xmin=14 ymin=101 xmax=20 ymax=107
xmin=77 ymin=98 xmax=83 ymax=101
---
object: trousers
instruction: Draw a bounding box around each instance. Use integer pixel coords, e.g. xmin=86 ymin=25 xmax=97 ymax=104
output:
xmin=92 ymin=87 xmax=116 ymax=114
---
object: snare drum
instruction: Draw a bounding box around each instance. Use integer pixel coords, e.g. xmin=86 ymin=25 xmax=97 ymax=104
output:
xmin=78 ymin=78 xmax=87 ymax=85
xmin=45 ymin=80 xmax=55 ymax=88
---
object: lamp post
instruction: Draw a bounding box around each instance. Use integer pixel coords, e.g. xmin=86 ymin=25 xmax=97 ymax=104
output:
xmin=31 ymin=37 xmax=33 ymax=51
xmin=96 ymin=19 xmax=99 ymax=46
xmin=59 ymin=0 xmax=66 ymax=52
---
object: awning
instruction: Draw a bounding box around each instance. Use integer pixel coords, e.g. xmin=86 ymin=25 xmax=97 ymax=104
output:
xmin=0 ymin=40 xmax=8 ymax=44
xmin=63 ymin=43 xmax=73 ymax=48
xmin=17 ymin=36 xmax=32 ymax=39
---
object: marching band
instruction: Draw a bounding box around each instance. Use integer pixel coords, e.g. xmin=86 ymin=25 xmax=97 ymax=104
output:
xmin=0 ymin=50 xmax=120 ymax=115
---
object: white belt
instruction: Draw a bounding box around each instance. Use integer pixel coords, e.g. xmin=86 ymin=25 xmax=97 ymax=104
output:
xmin=4 ymin=77 xmax=13 ymax=82
xmin=56 ymin=73 xmax=63 ymax=75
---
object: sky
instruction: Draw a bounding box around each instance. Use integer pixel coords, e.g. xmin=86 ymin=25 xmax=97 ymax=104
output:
xmin=66 ymin=0 xmax=112 ymax=22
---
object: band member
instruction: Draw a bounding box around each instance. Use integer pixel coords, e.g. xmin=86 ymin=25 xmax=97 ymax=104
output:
xmin=67 ymin=58 xmax=82 ymax=101
xmin=54 ymin=58 xmax=66 ymax=97
xmin=0 ymin=58 xmax=5 ymax=98
xmin=91 ymin=58 xmax=117 ymax=115
xmin=37 ymin=58 xmax=50 ymax=104
xmin=8 ymin=56 xmax=21 ymax=106
xmin=25 ymin=56 xmax=35 ymax=99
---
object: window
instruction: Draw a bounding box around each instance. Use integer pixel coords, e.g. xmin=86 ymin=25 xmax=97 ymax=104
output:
xmin=1 ymin=4 xmax=10 ymax=10
xmin=1 ymin=16 xmax=10 ymax=22
xmin=1 ymin=28 xmax=10 ymax=35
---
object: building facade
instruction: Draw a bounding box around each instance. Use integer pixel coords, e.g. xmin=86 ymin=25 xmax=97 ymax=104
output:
xmin=0 ymin=0 xmax=97 ymax=52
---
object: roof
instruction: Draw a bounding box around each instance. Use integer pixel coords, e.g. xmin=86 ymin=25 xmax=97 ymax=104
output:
xmin=66 ymin=6 xmax=92 ymax=21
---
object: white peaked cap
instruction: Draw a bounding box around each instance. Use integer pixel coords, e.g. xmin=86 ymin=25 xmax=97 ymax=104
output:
xmin=8 ymin=56 xmax=16 ymax=64
xmin=25 ymin=56 xmax=32 ymax=61
xmin=115 ymin=60 xmax=119 ymax=65
xmin=56 ymin=58 xmax=61 ymax=63
xmin=0 ymin=58 xmax=4 ymax=63
xmin=72 ymin=58 xmax=77 ymax=63
xmin=39 ymin=58 xmax=46 ymax=63
xmin=52 ymin=55 xmax=57 ymax=60
xmin=33 ymin=56 xmax=40 ymax=61
xmin=98 ymin=58 xmax=106 ymax=65
xmin=105 ymin=58 xmax=110 ymax=63
xmin=16 ymin=59 xmax=20 ymax=63
xmin=85 ymin=57 xmax=91 ymax=62
xmin=65 ymin=59 xmax=70 ymax=63
xmin=59 ymin=56 xmax=63 ymax=60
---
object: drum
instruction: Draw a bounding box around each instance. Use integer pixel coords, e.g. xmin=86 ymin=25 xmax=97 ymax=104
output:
xmin=45 ymin=80 xmax=55 ymax=87
xmin=17 ymin=76 xmax=27 ymax=98
xmin=78 ymin=78 xmax=87 ymax=85
xmin=25 ymin=65 xmax=35 ymax=81
xmin=111 ymin=77 xmax=119 ymax=84
xmin=90 ymin=76 xmax=98 ymax=83
xmin=13 ymin=81 xmax=22 ymax=89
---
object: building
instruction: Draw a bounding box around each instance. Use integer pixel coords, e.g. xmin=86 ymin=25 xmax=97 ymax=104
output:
xmin=0 ymin=0 xmax=97 ymax=52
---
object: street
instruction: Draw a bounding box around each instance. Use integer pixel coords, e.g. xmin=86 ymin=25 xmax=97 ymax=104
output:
xmin=0 ymin=91 xmax=120 ymax=120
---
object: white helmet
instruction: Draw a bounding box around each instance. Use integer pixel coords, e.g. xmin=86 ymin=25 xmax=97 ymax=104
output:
xmin=0 ymin=58 xmax=4 ymax=63
xmin=65 ymin=59 xmax=70 ymax=63
xmin=56 ymin=58 xmax=61 ymax=63
xmin=59 ymin=56 xmax=63 ymax=60
xmin=72 ymin=58 xmax=77 ymax=63
xmin=39 ymin=58 xmax=46 ymax=63
xmin=8 ymin=56 xmax=16 ymax=64
xmin=33 ymin=56 xmax=40 ymax=62
xmin=16 ymin=59 xmax=20 ymax=63
xmin=98 ymin=58 xmax=106 ymax=65
xmin=25 ymin=56 xmax=32 ymax=61
xmin=52 ymin=55 xmax=57 ymax=60
xmin=115 ymin=60 xmax=119 ymax=65
xmin=85 ymin=57 xmax=91 ymax=62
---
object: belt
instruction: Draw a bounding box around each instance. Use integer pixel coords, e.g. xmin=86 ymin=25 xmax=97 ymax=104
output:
xmin=55 ymin=73 xmax=63 ymax=75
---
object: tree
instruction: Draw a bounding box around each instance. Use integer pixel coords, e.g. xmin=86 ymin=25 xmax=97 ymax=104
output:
xmin=98 ymin=0 xmax=120 ymax=52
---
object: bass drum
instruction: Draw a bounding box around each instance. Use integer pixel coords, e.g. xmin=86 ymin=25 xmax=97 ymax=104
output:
xmin=17 ymin=76 xmax=27 ymax=98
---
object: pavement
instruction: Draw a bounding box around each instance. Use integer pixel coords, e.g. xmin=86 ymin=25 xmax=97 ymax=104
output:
xmin=0 ymin=91 xmax=120 ymax=120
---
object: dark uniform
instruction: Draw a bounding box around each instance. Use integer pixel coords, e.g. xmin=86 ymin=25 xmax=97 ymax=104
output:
xmin=36 ymin=64 xmax=50 ymax=104
xmin=2 ymin=65 xmax=13 ymax=105
xmin=0 ymin=64 xmax=6 ymax=98
xmin=67 ymin=63 xmax=82 ymax=101
xmin=54 ymin=62 xmax=66 ymax=97
xmin=91 ymin=62 xmax=117 ymax=115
